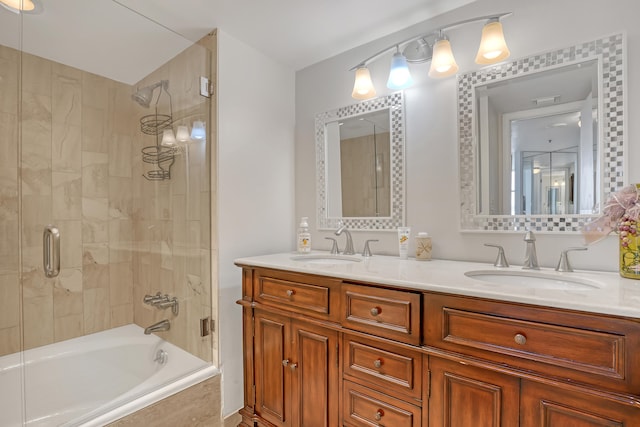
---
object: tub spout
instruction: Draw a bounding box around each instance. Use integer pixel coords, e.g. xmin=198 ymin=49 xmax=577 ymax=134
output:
xmin=144 ymin=319 xmax=170 ymax=335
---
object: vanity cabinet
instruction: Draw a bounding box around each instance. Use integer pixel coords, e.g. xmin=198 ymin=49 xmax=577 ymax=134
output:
xmin=236 ymin=264 xmax=640 ymax=427
xmin=254 ymin=309 xmax=339 ymax=427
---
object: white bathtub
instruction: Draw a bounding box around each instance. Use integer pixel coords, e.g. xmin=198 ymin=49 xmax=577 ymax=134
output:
xmin=0 ymin=324 xmax=218 ymax=427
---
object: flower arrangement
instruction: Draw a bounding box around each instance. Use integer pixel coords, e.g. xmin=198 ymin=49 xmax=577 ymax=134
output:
xmin=582 ymin=184 xmax=640 ymax=278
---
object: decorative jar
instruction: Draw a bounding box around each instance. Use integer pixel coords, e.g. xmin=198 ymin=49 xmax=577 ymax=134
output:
xmin=619 ymin=212 xmax=640 ymax=279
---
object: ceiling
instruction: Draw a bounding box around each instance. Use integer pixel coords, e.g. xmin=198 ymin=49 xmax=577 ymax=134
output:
xmin=0 ymin=0 xmax=475 ymax=84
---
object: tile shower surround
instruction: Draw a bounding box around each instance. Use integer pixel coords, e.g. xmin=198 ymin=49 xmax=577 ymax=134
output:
xmin=0 ymin=38 xmax=214 ymax=364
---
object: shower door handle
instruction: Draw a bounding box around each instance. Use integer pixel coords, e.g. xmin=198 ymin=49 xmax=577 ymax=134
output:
xmin=43 ymin=225 xmax=60 ymax=278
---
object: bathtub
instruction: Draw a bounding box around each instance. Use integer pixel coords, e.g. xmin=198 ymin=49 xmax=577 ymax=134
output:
xmin=0 ymin=324 xmax=218 ymax=427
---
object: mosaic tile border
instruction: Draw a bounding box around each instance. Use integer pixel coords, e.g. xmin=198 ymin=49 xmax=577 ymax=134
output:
xmin=315 ymin=92 xmax=405 ymax=230
xmin=458 ymin=34 xmax=625 ymax=232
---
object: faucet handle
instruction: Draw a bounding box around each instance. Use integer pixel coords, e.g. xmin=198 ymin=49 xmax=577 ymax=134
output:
xmin=325 ymin=237 xmax=339 ymax=255
xmin=524 ymin=230 xmax=536 ymax=241
xmin=555 ymin=247 xmax=588 ymax=272
xmin=362 ymin=239 xmax=379 ymax=257
xmin=484 ymin=244 xmax=509 ymax=268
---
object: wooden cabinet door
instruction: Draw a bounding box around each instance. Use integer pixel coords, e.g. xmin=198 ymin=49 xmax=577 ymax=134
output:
xmin=254 ymin=310 xmax=291 ymax=427
xmin=429 ymin=357 xmax=519 ymax=427
xmin=290 ymin=319 xmax=339 ymax=427
xmin=521 ymin=380 xmax=640 ymax=427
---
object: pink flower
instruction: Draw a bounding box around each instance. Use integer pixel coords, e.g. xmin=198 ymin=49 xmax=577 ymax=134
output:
xmin=582 ymin=184 xmax=640 ymax=244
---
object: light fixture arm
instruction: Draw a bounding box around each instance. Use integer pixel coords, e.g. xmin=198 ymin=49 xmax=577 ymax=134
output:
xmin=348 ymin=12 xmax=511 ymax=71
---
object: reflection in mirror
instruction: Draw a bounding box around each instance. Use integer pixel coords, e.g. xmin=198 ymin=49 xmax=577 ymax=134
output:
xmin=326 ymin=109 xmax=390 ymax=218
xmin=459 ymin=34 xmax=625 ymax=232
xmin=476 ymin=60 xmax=599 ymax=216
xmin=316 ymin=92 xmax=405 ymax=230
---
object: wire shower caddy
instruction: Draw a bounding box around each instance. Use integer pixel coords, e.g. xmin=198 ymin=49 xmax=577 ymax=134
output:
xmin=139 ymin=80 xmax=176 ymax=180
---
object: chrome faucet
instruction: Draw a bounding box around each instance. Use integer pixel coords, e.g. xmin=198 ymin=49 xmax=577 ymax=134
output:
xmin=335 ymin=225 xmax=355 ymax=255
xmin=522 ymin=230 xmax=540 ymax=270
xmin=144 ymin=319 xmax=170 ymax=335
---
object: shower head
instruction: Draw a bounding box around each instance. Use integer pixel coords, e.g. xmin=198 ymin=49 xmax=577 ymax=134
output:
xmin=131 ymin=80 xmax=168 ymax=108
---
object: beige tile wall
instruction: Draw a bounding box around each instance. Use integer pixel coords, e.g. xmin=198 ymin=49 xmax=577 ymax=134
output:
xmin=0 ymin=44 xmax=20 ymax=356
xmin=10 ymin=49 xmax=138 ymax=352
xmin=340 ymin=132 xmax=391 ymax=217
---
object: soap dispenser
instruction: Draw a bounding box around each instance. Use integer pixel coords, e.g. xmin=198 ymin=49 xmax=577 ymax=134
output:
xmin=297 ymin=217 xmax=311 ymax=253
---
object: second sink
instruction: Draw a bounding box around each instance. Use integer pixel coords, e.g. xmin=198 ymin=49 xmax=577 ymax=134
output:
xmin=465 ymin=270 xmax=602 ymax=290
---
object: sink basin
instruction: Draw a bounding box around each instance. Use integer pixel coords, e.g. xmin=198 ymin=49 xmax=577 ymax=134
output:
xmin=464 ymin=270 xmax=601 ymax=290
xmin=290 ymin=254 xmax=362 ymax=265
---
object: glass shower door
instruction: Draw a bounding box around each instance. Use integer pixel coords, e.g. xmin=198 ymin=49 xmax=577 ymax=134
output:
xmin=0 ymin=6 xmax=24 ymax=426
xmin=11 ymin=2 xmax=216 ymax=425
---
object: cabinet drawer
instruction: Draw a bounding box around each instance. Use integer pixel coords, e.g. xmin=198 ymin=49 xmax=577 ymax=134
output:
xmin=343 ymin=380 xmax=421 ymax=427
xmin=344 ymin=334 xmax=422 ymax=401
xmin=342 ymin=284 xmax=421 ymax=345
xmin=424 ymin=292 xmax=640 ymax=394
xmin=254 ymin=269 xmax=341 ymax=321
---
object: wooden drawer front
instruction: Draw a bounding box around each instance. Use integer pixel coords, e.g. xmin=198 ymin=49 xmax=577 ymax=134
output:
xmin=442 ymin=307 xmax=624 ymax=378
xmin=343 ymin=380 xmax=421 ymax=427
xmin=255 ymin=269 xmax=340 ymax=320
xmin=342 ymin=284 xmax=421 ymax=345
xmin=344 ymin=334 xmax=422 ymax=401
xmin=424 ymin=293 xmax=640 ymax=393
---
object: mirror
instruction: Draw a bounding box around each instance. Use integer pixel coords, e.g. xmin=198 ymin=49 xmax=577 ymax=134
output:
xmin=476 ymin=59 xmax=599 ymax=216
xmin=315 ymin=92 xmax=405 ymax=230
xmin=459 ymin=34 xmax=625 ymax=232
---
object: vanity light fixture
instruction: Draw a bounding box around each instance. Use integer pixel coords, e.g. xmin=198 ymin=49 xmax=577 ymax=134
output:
xmin=349 ymin=12 xmax=512 ymax=99
xmin=0 ymin=0 xmax=42 ymax=13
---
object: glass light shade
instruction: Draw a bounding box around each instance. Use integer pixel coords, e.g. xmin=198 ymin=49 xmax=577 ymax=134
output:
xmin=428 ymin=38 xmax=459 ymax=78
xmin=0 ymin=0 xmax=35 ymax=12
xmin=475 ymin=20 xmax=510 ymax=64
xmin=161 ymin=129 xmax=177 ymax=147
xmin=191 ymin=121 xmax=206 ymax=140
xmin=351 ymin=67 xmax=376 ymax=100
xmin=386 ymin=52 xmax=413 ymax=90
xmin=176 ymin=125 xmax=190 ymax=142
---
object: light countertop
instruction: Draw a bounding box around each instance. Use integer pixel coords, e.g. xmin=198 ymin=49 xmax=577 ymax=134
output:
xmin=235 ymin=252 xmax=640 ymax=319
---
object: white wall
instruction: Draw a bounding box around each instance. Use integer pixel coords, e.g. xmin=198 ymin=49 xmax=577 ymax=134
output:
xmin=296 ymin=0 xmax=640 ymax=271
xmin=217 ymin=30 xmax=295 ymax=417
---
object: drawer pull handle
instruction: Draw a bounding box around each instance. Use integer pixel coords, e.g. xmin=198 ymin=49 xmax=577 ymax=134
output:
xmin=370 ymin=307 xmax=381 ymax=316
xmin=514 ymin=333 xmax=527 ymax=345
xmin=286 ymin=289 xmax=295 ymax=297
xmin=282 ymin=359 xmax=290 ymax=367
xmin=290 ymin=363 xmax=298 ymax=371
xmin=373 ymin=359 xmax=383 ymax=369
xmin=375 ymin=409 xmax=384 ymax=421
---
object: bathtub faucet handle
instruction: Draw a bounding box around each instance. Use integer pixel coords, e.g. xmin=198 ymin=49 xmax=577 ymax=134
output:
xmin=143 ymin=292 xmax=165 ymax=305
xmin=157 ymin=296 xmax=179 ymax=316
